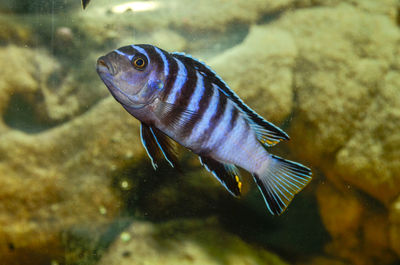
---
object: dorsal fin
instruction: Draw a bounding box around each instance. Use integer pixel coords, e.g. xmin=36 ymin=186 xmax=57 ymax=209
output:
xmin=172 ymin=52 xmax=289 ymax=146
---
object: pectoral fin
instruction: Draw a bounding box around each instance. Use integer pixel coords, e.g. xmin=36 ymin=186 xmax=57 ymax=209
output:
xmin=140 ymin=123 xmax=180 ymax=170
xmin=199 ymin=156 xmax=242 ymax=197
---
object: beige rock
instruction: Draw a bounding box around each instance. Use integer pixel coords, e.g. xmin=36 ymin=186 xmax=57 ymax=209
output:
xmin=80 ymin=0 xmax=295 ymax=33
xmin=0 ymin=92 xmax=147 ymax=264
xmin=98 ymin=218 xmax=290 ymax=265
xmin=316 ymin=182 xmax=396 ymax=265
xmin=294 ymin=0 xmax=399 ymax=20
xmin=335 ymin=71 xmax=400 ymax=204
xmin=210 ymin=26 xmax=297 ymax=123
xmin=0 ymin=15 xmax=33 ymax=45
xmin=274 ymin=4 xmax=400 ymax=204
xmin=270 ymin=4 xmax=400 ymax=263
xmin=129 ymin=29 xmax=187 ymax=52
xmin=316 ymin=183 xmax=363 ymax=238
xmin=0 ymin=46 xmax=104 ymax=127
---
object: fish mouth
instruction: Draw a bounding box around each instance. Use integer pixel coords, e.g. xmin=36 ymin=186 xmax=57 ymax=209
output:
xmin=97 ymin=56 xmax=117 ymax=76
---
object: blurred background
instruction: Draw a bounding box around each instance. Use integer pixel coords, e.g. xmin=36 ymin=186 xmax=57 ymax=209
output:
xmin=0 ymin=0 xmax=399 ymax=264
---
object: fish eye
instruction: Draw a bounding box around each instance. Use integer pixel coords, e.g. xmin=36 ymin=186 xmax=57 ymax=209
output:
xmin=132 ymin=56 xmax=147 ymax=70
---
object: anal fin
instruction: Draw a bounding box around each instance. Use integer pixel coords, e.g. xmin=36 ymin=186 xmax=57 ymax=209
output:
xmin=199 ymin=156 xmax=242 ymax=197
xmin=140 ymin=123 xmax=180 ymax=170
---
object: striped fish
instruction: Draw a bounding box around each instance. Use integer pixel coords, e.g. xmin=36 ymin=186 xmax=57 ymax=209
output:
xmin=96 ymin=44 xmax=312 ymax=215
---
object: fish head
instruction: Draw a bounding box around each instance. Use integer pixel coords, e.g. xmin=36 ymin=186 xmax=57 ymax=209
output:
xmin=97 ymin=45 xmax=164 ymax=109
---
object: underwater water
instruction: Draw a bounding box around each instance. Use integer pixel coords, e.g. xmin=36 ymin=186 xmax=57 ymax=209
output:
xmin=0 ymin=0 xmax=400 ymax=264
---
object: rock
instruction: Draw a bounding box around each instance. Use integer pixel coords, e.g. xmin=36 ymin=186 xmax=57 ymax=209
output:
xmin=275 ymin=4 xmax=400 ymax=205
xmin=316 ymin=183 xmax=363 ymax=238
xmin=0 ymin=16 xmax=32 ymax=45
xmin=316 ymin=182 xmax=396 ymax=265
xmin=270 ymin=4 xmax=400 ymax=263
xmin=335 ymin=71 xmax=400 ymax=204
xmin=0 ymin=71 xmax=147 ymax=265
xmin=128 ymin=29 xmax=187 ymax=53
xmin=210 ymin=26 xmax=297 ymax=123
xmin=297 ymin=256 xmax=351 ymax=265
xmin=0 ymin=45 xmax=109 ymax=128
xmin=389 ymin=196 xmax=400 ymax=257
xmin=98 ymin=218 xmax=290 ymax=265
xmin=292 ymin=0 xmax=399 ymax=23
xmin=1 ymin=1 xmax=399 ymax=265
xmin=80 ymin=0 xmax=295 ymax=33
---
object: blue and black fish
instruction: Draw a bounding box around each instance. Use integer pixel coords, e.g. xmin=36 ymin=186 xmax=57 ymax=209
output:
xmin=96 ymin=44 xmax=312 ymax=215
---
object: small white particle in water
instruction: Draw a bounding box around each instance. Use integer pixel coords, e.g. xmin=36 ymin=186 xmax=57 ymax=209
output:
xmin=110 ymin=165 xmax=117 ymax=171
xmin=120 ymin=232 xmax=131 ymax=242
xmin=51 ymin=261 xmax=59 ymax=265
xmin=121 ymin=180 xmax=130 ymax=190
xmin=99 ymin=206 xmax=107 ymax=215
xmin=395 ymin=201 xmax=400 ymax=210
xmin=125 ymin=151 xmax=133 ymax=159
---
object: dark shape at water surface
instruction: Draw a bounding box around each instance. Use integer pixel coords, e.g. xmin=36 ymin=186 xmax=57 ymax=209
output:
xmin=82 ymin=0 xmax=91 ymax=9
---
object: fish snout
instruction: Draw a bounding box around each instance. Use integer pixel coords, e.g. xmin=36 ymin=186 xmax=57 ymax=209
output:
xmin=97 ymin=56 xmax=117 ymax=76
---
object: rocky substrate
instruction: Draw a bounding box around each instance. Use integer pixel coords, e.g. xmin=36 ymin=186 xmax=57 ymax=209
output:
xmin=0 ymin=0 xmax=399 ymax=265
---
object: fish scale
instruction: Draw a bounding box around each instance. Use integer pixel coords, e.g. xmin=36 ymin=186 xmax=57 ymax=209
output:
xmin=96 ymin=44 xmax=312 ymax=215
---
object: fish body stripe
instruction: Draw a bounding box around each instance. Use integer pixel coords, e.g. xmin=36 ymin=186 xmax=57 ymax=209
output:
xmin=114 ymin=45 xmax=153 ymax=64
xmin=180 ymin=77 xmax=213 ymax=139
xmin=173 ymin=61 xmax=197 ymax=107
xmin=117 ymin=45 xmax=137 ymax=55
xmin=131 ymin=45 xmax=150 ymax=63
xmin=187 ymin=72 xmax=205 ymax=112
xmin=166 ymin=58 xmax=187 ymax=103
xmin=207 ymin=102 xmax=235 ymax=148
xmin=161 ymin=54 xmax=179 ymax=100
xmin=211 ymin=113 xmax=250 ymax=168
xmin=114 ymin=49 xmax=133 ymax=60
xmin=188 ymin=85 xmax=220 ymax=145
xmin=138 ymin=45 xmax=168 ymax=75
xmin=154 ymin=47 xmax=169 ymax=79
xmin=168 ymin=61 xmax=198 ymax=129
xmin=199 ymin=84 xmax=228 ymax=145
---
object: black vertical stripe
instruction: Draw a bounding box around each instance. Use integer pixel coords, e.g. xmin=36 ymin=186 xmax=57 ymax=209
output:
xmin=138 ymin=45 xmax=165 ymax=74
xmin=216 ymin=105 xmax=239 ymax=146
xmin=161 ymin=53 xmax=179 ymax=101
xmin=180 ymin=79 xmax=214 ymax=139
xmin=226 ymin=107 xmax=239 ymax=133
xmin=169 ymin=60 xmax=198 ymax=124
xmin=197 ymin=89 xmax=227 ymax=145
xmin=118 ymin=45 xmax=137 ymax=55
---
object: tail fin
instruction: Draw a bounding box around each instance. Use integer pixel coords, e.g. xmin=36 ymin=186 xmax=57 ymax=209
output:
xmin=253 ymin=155 xmax=312 ymax=215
